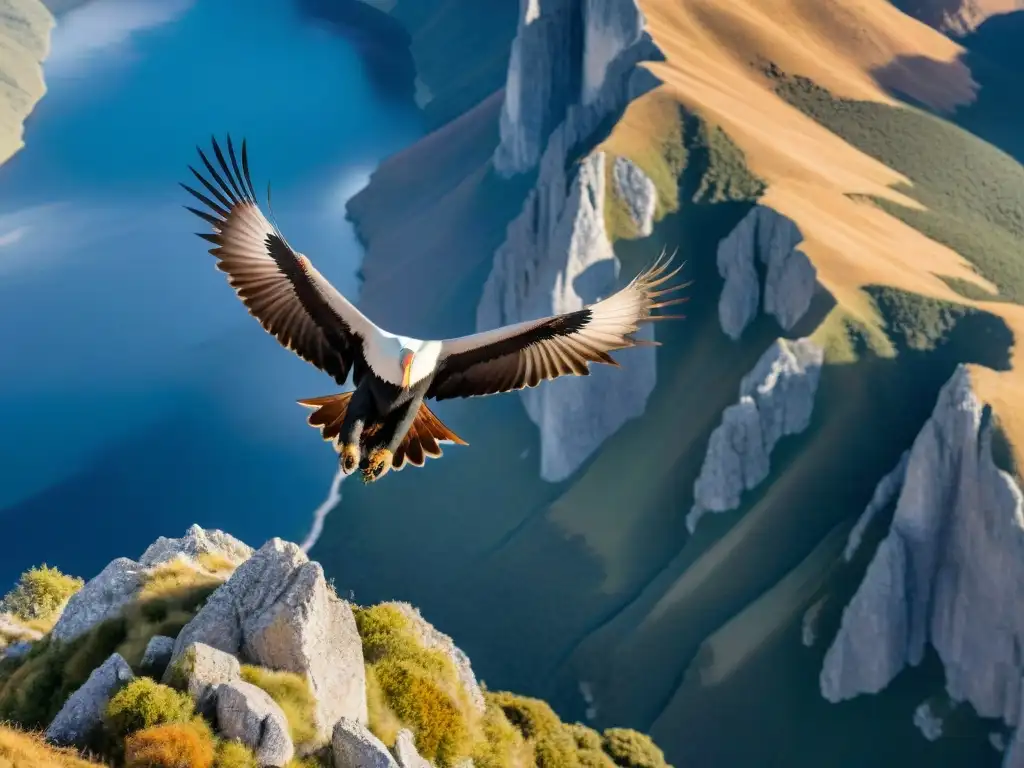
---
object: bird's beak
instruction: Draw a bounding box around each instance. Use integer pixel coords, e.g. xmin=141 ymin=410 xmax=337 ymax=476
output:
xmin=401 ymin=350 xmax=414 ymax=389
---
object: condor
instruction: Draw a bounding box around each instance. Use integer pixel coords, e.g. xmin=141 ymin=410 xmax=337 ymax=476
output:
xmin=182 ymin=136 xmax=688 ymax=483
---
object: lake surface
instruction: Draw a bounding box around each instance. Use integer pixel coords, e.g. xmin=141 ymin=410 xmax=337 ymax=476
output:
xmin=0 ymin=0 xmax=422 ymax=588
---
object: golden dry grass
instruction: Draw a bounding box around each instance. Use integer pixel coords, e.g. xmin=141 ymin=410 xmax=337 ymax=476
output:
xmin=0 ymin=724 xmax=106 ymax=767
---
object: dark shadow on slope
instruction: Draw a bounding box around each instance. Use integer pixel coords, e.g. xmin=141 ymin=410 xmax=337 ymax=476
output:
xmin=871 ymin=11 xmax=1024 ymax=163
xmin=295 ymin=0 xmax=417 ymax=104
xmin=638 ymin=297 xmax=1012 ymax=767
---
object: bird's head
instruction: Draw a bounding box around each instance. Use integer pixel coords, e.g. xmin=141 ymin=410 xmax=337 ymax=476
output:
xmin=400 ymin=347 xmax=415 ymax=389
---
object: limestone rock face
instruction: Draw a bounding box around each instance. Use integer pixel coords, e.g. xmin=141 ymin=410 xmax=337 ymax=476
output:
xmin=333 ymin=718 xmax=399 ymax=768
xmin=612 ymin=156 xmax=656 ymax=237
xmin=166 ymin=641 xmax=241 ymax=715
xmin=45 ymin=653 xmax=133 ymax=747
xmin=716 ymin=205 xmax=817 ymax=340
xmin=819 ymin=366 xmax=1024 ymax=750
xmin=843 ymin=451 xmax=911 ymax=562
xmin=393 ymin=729 xmax=431 ymax=768
xmin=169 ymin=538 xmax=367 ymax=743
xmin=50 ymin=558 xmax=147 ymax=644
xmin=687 ymin=338 xmax=824 ymax=531
xmin=217 ymin=680 xmax=295 ymax=767
xmin=139 ymin=524 xmax=253 ymax=568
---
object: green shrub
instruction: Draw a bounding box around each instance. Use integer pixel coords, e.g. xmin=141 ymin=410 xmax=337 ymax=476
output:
xmin=104 ymin=678 xmax=195 ymax=740
xmin=213 ymin=740 xmax=258 ymax=768
xmin=488 ymin=692 xmax=579 ymax=768
xmin=601 ymin=729 xmax=669 ymax=768
xmin=568 ymin=723 xmax=603 ymax=751
xmin=1 ymin=565 xmax=84 ymax=622
xmin=239 ymin=665 xmax=318 ymax=747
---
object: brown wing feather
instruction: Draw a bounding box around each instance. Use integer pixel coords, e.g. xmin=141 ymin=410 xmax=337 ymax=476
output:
xmin=427 ymin=250 xmax=688 ymax=401
xmin=182 ymin=135 xmax=368 ymax=386
xmin=391 ymin=403 xmax=467 ymax=471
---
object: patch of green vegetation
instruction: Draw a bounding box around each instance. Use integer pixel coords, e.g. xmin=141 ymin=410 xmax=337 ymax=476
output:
xmin=104 ymin=678 xmax=195 ymax=741
xmin=865 ymin=286 xmax=976 ymax=352
xmin=355 ymin=603 xmax=671 ymax=768
xmin=239 ymin=665 xmax=318 ymax=748
xmin=1 ymin=565 xmax=84 ymax=623
xmin=938 ymin=276 xmax=1000 ymax=302
xmin=124 ymin=718 xmax=216 ymax=768
xmin=810 ymin=304 xmax=895 ymax=364
xmin=601 ymin=728 xmax=671 ymax=768
xmin=689 ymin=121 xmax=767 ymax=204
xmin=768 ymin=70 xmax=1024 ymax=304
xmin=213 ymin=740 xmax=258 ymax=768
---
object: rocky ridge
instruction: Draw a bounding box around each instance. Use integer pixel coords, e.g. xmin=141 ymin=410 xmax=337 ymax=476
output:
xmin=818 ymin=365 xmax=1024 ymax=765
xmin=686 ymin=337 xmax=825 ymax=532
xmin=478 ymin=0 xmax=665 ymax=482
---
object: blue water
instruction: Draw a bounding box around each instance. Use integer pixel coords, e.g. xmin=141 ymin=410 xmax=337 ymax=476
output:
xmin=0 ymin=0 xmax=422 ymax=587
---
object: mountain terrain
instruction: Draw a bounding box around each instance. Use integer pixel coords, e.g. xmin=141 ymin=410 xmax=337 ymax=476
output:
xmin=310 ymin=1 xmax=1024 ymax=766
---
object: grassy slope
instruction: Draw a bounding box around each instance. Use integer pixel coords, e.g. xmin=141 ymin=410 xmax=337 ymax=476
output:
xmin=0 ymin=725 xmax=106 ymax=767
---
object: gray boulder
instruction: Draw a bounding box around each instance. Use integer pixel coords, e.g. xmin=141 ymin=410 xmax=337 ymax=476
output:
xmin=820 ymin=365 xmax=1024 ymax=744
xmin=169 ymin=538 xmax=367 ymax=742
xmin=393 ymin=729 xmax=431 ymax=768
xmin=46 ymin=653 xmax=133 ymax=747
xmin=687 ymin=338 xmax=823 ymax=531
xmin=391 ymin=602 xmax=484 ymax=712
xmin=139 ymin=634 xmax=175 ymax=678
xmin=217 ymin=680 xmax=295 ymax=767
xmin=139 ymin=524 xmax=253 ymax=568
xmin=333 ymin=718 xmax=398 ymax=768
xmin=51 ymin=558 xmax=147 ymax=643
xmin=164 ymin=641 xmax=240 ymax=714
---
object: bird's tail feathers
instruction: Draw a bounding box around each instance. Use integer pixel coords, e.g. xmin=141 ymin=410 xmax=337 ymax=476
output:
xmin=298 ymin=391 xmax=354 ymax=447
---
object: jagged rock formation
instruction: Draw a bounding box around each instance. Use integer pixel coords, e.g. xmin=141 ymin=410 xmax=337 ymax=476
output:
xmin=52 ymin=527 xmax=250 ymax=643
xmin=686 ymin=337 xmax=824 ymax=532
xmin=168 ymin=642 xmax=242 ymax=715
xmin=716 ymin=205 xmax=818 ymax=341
xmin=394 ymin=729 xmax=431 ymax=768
xmin=168 ymin=538 xmax=368 ymax=743
xmin=612 ymin=156 xmax=656 ymax=236
xmin=820 ymin=366 xmax=1024 ymax=757
xmin=217 ymin=680 xmax=295 ymax=766
xmin=46 ymin=654 xmax=134 ymax=747
xmin=478 ymin=0 xmax=663 ymax=481
xmin=139 ymin=635 xmax=174 ymax=679
xmin=892 ymin=0 xmax=1024 ymax=36
xmin=0 ymin=0 xmax=51 ymax=166
xmin=914 ymin=700 xmax=945 ymax=741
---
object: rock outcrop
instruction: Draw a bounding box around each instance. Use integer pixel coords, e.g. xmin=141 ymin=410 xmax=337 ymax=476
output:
xmin=0 ymin=0 xmax=51 ymax=166
xmin=139 ymin=524 xmax=253 ymax=568
xmin=217 ymin=680 xmax=295 ymax=767
xmin=333 ymin=718 xmax=398 ymax=768
xmin=819 ymin=366 xmax=1024 ymax=752
xmin=716 ymin=205 xmax=817 ymax=340
xmin=167 ymin=642 xmax=241 ymax=715
xmin=393 ymin=729 xmax=431 ymax=768
xmin=52 ymin=526 xmax=251 ymax=643
xmin=480 ymin=0 xmax=663 ymax=481
xmin=51 ymin=558 xmax=148 ymax=644
xmin=46 ymin=653 xmax=134 ymax=747
xmin=391 ymin=602 xmax=485 ymax=712
xmin=139 ymin=635 xmax=174 ymax=679
xmin=892 ymin=0 xmax=1024 ymax=36
xmin=686 ymin=337 xmax=824 ymax=532
xmin=612 ymin=156 xmax=656 ymax=237
xmin=169 ymin=539 xmax=368 ymax=743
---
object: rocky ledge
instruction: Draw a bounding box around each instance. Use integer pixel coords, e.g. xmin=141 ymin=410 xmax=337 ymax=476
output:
xmin=818 ymin=365 xmax=1024 ymax=766
xmin=0 ymin=525 xmax=671 ymax=768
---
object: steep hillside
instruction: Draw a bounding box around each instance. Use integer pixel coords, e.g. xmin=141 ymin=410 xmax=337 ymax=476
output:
xmin=893 ymin=0 xmax=1024 ymax=35
xmin=332 ymin=1 xmax=1024 ymax=766
xmin=0 ymin=0 xmax=51 ymax=165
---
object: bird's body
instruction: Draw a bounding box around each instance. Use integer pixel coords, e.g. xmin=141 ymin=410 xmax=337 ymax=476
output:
xmin=182 ymin=136 xmax=688 ymax=482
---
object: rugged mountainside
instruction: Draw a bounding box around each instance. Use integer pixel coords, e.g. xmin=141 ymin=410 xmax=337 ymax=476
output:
xmin=0 ymin=0 xmax=51 ymax=165
xmin=0 ymin=525 xmax=670 ymax=768
xmin=893 ymin=0 xmax=1024 ymax=35
xmin=335 ymin=0 xmax=1024 ymax=766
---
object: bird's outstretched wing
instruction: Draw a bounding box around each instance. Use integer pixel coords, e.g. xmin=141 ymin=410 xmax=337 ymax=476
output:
xmin=427 ymin=251 xmax=688 ymax=401
xmin=181 ymin=135 xmax=375 ymax=386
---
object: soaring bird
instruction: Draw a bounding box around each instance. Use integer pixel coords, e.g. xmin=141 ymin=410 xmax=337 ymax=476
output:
xmin=181 ymin=136 xmax=688 ymax=483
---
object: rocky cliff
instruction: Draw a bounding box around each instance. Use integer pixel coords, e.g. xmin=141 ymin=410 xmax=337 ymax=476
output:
xmin=819 ymin=365 xmax=1024 ymax=763
xmin=477 ymin=0 xmax=664 ymax=481
xmin=0 ymin=526 xmax=671 ymax=768
xmin=892 ymin=0 xmax=1024 ymax=35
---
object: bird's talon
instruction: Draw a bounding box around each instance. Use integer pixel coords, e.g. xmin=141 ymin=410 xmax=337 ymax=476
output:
xmin=339 ymin=444 xmax=360 ymax=475
xmin=360 ymin=448 xmax=393 ymax=484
